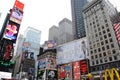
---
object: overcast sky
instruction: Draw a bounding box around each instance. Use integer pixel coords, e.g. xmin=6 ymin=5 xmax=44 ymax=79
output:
xmin=0 ymin=0 xmax=120 ymax=44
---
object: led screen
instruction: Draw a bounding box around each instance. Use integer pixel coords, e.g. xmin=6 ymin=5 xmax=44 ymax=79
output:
xmin=3 ymin=21 xmax=20 ymax=43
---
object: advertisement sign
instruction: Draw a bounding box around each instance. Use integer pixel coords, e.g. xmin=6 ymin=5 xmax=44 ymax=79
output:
xmin=57 ymin=37 xmax=88 ymax=65
xmin=104 ymin=68 xmax=120 ymax=80
xmin=73 ymin=61 xmax=80 ymax=80
xmin=46 ymin=58 xmax=56 ymax=69
xmin=38 ymin=58 xmax=46 ymax=70
xmin=10 ymin=0 xmax=24 ymax=24
xmin=38 ymin=70 xmax=45 ymax=79
xmin=3 ymin=21 xmax=20 ymax=43
xmin=58 ymin=63 xmax=72 ymax=80
xmin=46 ymin=69 xmax=57 ymax=80
xmin=3 ymin=43 xmax=13 ymax=60
xmin=80 ymin=59 xmax=88 ymax=75
xmin=43 ymin=40 xmax=57 ymax=51
xmin=113 ymin=23 xmax=120 ymax=43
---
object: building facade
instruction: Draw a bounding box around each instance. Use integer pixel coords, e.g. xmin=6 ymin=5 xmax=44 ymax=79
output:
xmin=58 ymin=18 xmax=73 ymax=45
xmin=49 ymin=25 xmax=59 ymax=44
xmin=83 ymin=0 xmax=120 ymax=74
xmin=24 ymin=26 xmax=41 ymax=78
xmin=71 ymin=0 xmax=88 ymax=39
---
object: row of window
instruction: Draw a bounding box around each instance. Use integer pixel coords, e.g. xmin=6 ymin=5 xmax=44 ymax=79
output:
xmin=91 ymin=55 xmax=118 ymax=65
xmin=91 ymin=61 xmax=120 ymax=72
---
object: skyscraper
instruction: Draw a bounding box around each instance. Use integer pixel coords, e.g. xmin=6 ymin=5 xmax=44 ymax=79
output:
xmin=83 ymin=0 xmax=120 ymax=74
xmin=71 ymin=0 xmax=88 ymax=39
xmin=24 ymin=27 xmax=41 ymax=78
xmin=49 ymin=25 xmax=59 ymax=44
xmin=58 ymin=18 xmax=73 ymax=45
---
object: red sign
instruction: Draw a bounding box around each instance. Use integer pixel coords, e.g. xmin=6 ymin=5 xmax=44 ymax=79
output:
xmin=113 ymin=23 xmax=120 ymax=42
xmin=14 ymin=0 xmax=24 ymax=10
xmin=73 ymin=62 xmax=80 ymax=80
xmin=10 ymin=0 xmax=24 ymax=24
xmin=80 ymin=59 xmax=88 ymax=75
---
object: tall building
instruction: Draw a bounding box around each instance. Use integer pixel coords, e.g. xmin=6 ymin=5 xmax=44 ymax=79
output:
xmin=24 ymin=27 xmax=41 ymax=78
xmin=58 ymin=18 xmax=73 ymax=45
xmin=49 ymin=25 xmax=59 ymax=44
xmin=24 ymin=27 xmax=41 ymax=57
xmin=83 ymin=0 xmax=120 ymax=74
xmin=71 ymin=0 xmax=88 ymax=39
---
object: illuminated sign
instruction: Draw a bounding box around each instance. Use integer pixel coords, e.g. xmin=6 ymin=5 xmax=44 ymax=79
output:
xmin=10 ymin=0 xmax=24 ymax=24
xmin=73 ymin=62 xmax=80 ymax=80
xmin=104 ymin=68 xmax=120 ymax=80
xmin=3 ymin=21 xmax=20 ymax=43
xmin=44 ymin=40 xmax=57 ymax=50
xmin=80 ymin=59 xmax=88 ymax=75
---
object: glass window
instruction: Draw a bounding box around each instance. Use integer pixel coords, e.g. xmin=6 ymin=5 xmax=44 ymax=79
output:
xmin=109 ymin=57 xmax=112 ymax=61
xmin=103 ymin=52 xmax=106 ymax=56
xmin=111 ymin=44 xmax=114 ymax=48
xmin=99 ymin=54 xmax=102 ymax=57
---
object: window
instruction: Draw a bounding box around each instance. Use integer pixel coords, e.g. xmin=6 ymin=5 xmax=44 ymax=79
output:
xmin=100 ymin=59 xmax=103 ymax=63
xmin=96 ymin=60 xmax=99 ymax=64
xmin=105 ymin=19 xmax=107 ymax=23
xmin=103 ymin=30 xmax=106 ymax=34
xmin=106 ymin=24 xmax=109 ymax=27
xmin=109 ymin=38 xmax=113 ymax=42
xmin=102 ymin=46 xmax=105 ymax=51
xmin=102 ymin=26 xmax=105 ymax=29
xmin=114 ymin=56 xmax=117 ymax=60
xmin=108 ymin=33 xmax=111 ymax=37
xmin=112 ymin=50 xmax=116 ymax=54
xmin=101 ymin=41 xmax=104 ymax=45
xmin=106 ymin=45 xmax=110 ymax=49
xmin=95 ymin=55 xmax=98 ymax=58
xmin=105 ymin=40 xmax=108 ymax=44
xmin=104 ymin=58 xmax=107 ymax=62
xmin=107 ymin=28 xmax=110 ymax=32
xmin=99 ymin=54 xmax=102 ymax=57
xmin=92 ymin=61 xmax=95 ymax=65
xmin=91 ymin=56 xmax=94 ymax=59
xmin=109 ymin=57 xmax=112 ymax=61
xmin=98 ymin=48 xmax=101 ymax=52
xmin=111 ymin=44 xmax=114 ymax=48
xmin=104 ymin=35 xmax=107 ymax=39
xmin=103 ymin=52 xmax=106 ymax=56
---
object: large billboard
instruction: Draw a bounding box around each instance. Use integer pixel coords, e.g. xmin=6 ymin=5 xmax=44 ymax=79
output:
xmin=113 ymin=23 xmax=120 ymax=43
xmin=57 ymin=37 xmax=89 ymax=65
xmin=10 ymin=0 xmax=24 ymax=24
xmin=57 ymin=63 xmax=72 ymax=80
xmin=3 ymin=21 xmax=20 ymax=43
xmin=43 ymin=40 xmax=57 ymax=51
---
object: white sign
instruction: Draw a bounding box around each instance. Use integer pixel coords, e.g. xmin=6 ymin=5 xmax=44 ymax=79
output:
xmin=57 ymin=37 xmax=89 ymax=65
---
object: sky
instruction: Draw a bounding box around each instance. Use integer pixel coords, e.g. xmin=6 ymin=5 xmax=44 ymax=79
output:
xmin=0 ymin=0 xmax=120 ymax=44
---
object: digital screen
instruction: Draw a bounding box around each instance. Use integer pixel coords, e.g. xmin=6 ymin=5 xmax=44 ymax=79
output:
xmin=46 ymin=69 xmax=57 ymax=80
xmin=10 ymin=7 xmax=23 ymax=24
xmin=73 ymin=62 xmax=80 ymax=80
xmin=80 ymin=59 xmax=88 ymax=75
xmin=3 ymin=21 xmax=20 ymax=43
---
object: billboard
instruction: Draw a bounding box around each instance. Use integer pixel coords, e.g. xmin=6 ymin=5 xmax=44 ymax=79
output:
xmin=57 ymin=63 xmax=72 ymax=80
xmin=46 ymin=69 xmax=57 ymax=80
xmin=43 ymin=40 xmax=57 ymax=51
xmin=3 ymin=21 xmax=20 ymax=43
xmin=113 ymin=23 xmax=120 ymax=43
xmin=57 ymin=37 xmax=89 ymax=64
xmin=80 ymin=59 xmax=88 ymax=75
xmin=73 ymin=61 xmax=80 ymax=80
xmin=46 ymin=57 xmax=56 ymax=69
xmin=38 ymin=58 xmax=46 ymax=70
xmin=10 ymin=0 xmax=24 ymax=24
